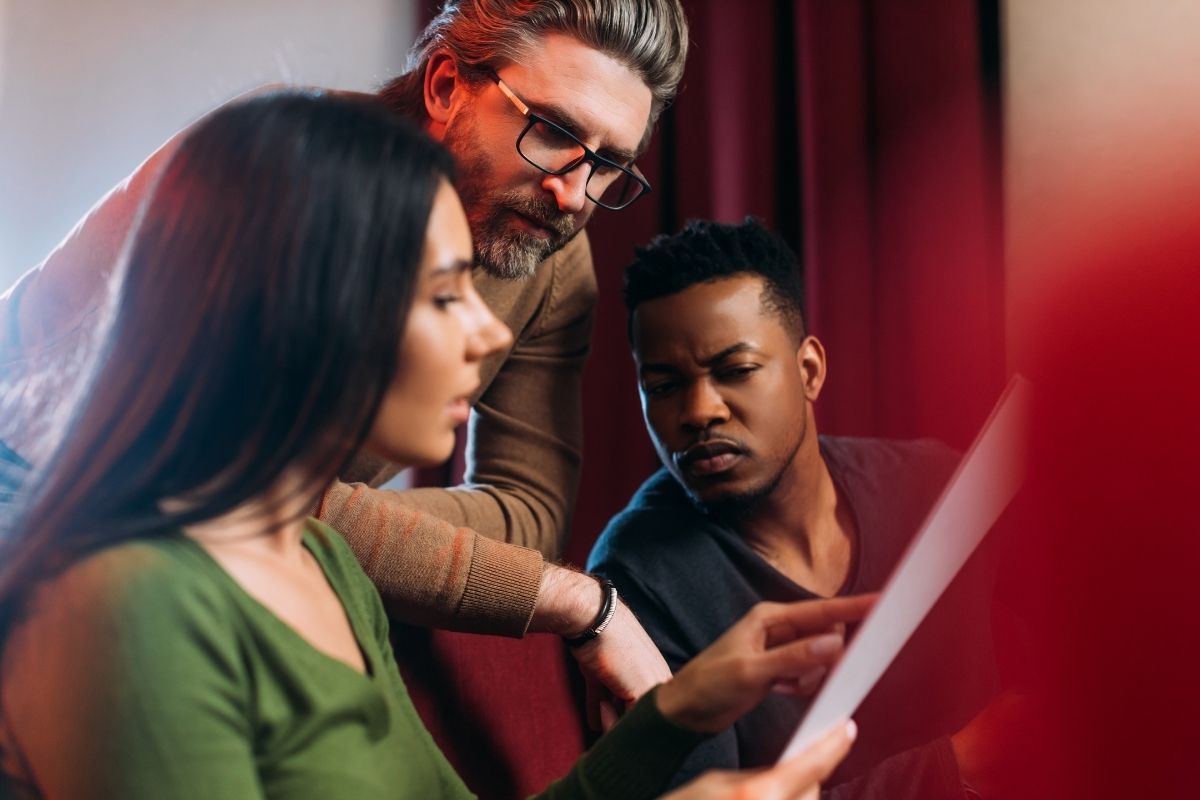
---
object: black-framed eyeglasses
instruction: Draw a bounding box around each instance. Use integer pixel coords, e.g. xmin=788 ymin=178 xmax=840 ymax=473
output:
xmin=494 ymin=76 xmax=651 ymax=211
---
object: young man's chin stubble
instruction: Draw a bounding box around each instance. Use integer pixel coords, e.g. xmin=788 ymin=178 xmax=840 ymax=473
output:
xmin=684 ymin=442 xmax=800 ymax=527
xmin=689 ymin=475 xmax=781 ymax=527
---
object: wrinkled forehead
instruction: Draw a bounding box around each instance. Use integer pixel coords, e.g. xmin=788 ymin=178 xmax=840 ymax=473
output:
xmin=495 ymin=32 xmax=653 ymax=157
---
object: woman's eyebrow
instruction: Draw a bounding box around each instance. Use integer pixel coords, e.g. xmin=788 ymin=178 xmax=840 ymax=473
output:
xmin=429 ymin=258 xmax=474 ymax=278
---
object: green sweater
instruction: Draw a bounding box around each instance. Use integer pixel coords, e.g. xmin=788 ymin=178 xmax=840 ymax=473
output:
xmin=0 ymin=521 xmax=704 ymax=799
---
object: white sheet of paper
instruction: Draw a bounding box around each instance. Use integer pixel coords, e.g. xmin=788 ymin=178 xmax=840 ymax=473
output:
xmin=779 ymin=374 xmax=1032 ymax=760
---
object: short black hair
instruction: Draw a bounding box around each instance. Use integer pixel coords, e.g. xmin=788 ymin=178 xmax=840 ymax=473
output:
xmin=623 ymin=217 xmax=806 ymax=342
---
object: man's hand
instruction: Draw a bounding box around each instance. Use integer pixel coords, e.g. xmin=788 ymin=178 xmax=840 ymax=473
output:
xmin=571 ymin=600 xmax=672 ymax=729
xmin=528 ymin=564 xmax=671 ymax=727
xmin=656 ymin=595 xmax=875 ymax=734
xmin=662 ymin=720 xmax=858 ymax=800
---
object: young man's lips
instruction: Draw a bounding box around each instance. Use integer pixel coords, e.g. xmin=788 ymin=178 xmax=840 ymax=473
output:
xmin=677 ymin=442 xmax=745 ymax=477
xmin=686 ymin=451 xmax=743 ymax=477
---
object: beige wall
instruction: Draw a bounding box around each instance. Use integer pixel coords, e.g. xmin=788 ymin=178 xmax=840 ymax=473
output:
xmin=0 ymin=0 xmax=415 ymax=285
xmin=1004 ymin=0 xmax=1200 ymax=369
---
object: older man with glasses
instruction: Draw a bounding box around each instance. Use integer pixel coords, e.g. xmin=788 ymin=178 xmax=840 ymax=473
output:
xmin=493 ymin=74 xmax=652 ymax=212
xmin=0 ymin=0 xmax=689 ymax=714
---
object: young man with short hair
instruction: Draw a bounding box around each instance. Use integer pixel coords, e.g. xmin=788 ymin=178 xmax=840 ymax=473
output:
xmin=589 ymin=217 xmax=1004 ymax=798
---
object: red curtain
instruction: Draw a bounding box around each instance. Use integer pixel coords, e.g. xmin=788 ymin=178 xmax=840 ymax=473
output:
xmin=399 ymin=2 xmax=1004 ymax=798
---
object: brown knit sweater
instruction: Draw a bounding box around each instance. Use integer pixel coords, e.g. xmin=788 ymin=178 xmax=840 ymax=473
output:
xmin=0 ymin=95 xmax=597 ymax=637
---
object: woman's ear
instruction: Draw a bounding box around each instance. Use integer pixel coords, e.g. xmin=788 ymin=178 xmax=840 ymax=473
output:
xmin=423 ymin=49 xmax=461 ymax=135
xmin=797 ymin=335 xmax=827 ymax=402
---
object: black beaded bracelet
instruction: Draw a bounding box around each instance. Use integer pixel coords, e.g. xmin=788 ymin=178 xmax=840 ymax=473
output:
xmin=564 ymin=577 xmax=619 ymax=648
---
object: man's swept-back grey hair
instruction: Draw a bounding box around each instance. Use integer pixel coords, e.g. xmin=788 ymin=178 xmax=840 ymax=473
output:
xmin=380 ymin=0 xmax=689 ymax=130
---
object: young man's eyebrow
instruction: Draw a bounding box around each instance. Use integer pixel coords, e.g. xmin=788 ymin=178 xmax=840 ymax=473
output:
xmin=703 ymin=343 xmax=759 ymax=365
xmin=638 ymin=343 xmax=760 ymax=376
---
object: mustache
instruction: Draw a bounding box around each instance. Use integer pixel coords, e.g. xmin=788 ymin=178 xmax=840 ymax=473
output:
xmin=501 ymin=192 xmax=576 ymax=239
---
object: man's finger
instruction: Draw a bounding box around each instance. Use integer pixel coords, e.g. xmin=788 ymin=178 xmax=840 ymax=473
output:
xmin=756 ymin=632 xmax=845 ymax=688
xmin=771 ymin=664 xmax=828 ymax=696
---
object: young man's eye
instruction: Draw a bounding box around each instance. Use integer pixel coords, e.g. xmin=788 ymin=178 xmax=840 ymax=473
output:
xmin=721 ymin=365 xmax=759 ymax=380
xmin=643 ymin=381 xmax=677 ymax=398
xmin=434 ymin=294 xmax=462 ymax=309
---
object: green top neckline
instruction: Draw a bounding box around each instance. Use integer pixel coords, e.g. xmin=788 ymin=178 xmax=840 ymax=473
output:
xmin=178 ymin=520 xmax=377 ymax=680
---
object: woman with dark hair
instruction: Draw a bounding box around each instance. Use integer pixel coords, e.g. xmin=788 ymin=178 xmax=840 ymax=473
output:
xmin=0 ymin=91 xmax=861 ymax=799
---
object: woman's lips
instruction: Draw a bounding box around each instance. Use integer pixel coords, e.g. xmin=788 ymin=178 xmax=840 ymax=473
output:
xmin=446 ymin=398 xmax=471 ymax=425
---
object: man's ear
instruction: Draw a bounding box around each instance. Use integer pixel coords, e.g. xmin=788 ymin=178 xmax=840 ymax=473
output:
xmin=423 ymin=49 xmax=464 ymax=135
xmin=797 ymin=335 xmax=827 ymax=402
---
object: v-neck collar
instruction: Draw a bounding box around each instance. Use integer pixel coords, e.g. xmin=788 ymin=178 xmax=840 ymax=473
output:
xmin=182 ymin=522 xmax=376 ymax=680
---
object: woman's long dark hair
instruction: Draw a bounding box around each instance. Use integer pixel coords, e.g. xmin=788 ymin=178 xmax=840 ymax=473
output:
xmin=0 ymin=90 xmax=455 ymax=625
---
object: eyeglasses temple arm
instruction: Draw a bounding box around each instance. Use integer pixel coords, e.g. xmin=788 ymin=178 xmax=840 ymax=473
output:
xmin=494 ymin=78 xmax=530 ymax=117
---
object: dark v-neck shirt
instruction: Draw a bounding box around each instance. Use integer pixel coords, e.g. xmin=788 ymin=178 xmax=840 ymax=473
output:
xmin=589 ymin=436 xmax=998 ymax=799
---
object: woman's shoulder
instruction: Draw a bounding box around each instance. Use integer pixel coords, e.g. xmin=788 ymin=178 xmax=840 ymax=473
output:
xmin=302 ymin=517 xmax=364 ymax=575
xmin=302 ymin=517 xmax=388 ymax=632
xmin=14 ymin=535 xmax=234 ymax=646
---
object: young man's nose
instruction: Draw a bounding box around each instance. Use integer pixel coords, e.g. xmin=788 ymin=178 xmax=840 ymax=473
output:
xmin=680 ymin=381 xmax=731 ymax=430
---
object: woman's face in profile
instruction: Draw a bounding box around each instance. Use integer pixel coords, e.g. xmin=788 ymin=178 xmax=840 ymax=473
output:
xmin=366 ymin=180 xmax=512 ymax=467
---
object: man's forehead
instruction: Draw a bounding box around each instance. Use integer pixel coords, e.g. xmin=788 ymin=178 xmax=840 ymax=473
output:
xmin=499 ymin=32 xmax=652 ymax=155
xmin=632 ymin=278 xmax=782 ymax=363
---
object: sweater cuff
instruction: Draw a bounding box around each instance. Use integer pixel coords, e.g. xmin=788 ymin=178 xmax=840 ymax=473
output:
xmin=455 ymin=533 xmax=544 ymax=637
xmin=552 ymin=685 xmax=709 ymax=800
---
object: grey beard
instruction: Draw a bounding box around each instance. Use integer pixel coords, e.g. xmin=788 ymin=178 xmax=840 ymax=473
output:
xmin=470 ymin=193 xmax=578 ymax=281
xmin=474 ymin=228 xmax=554 ymax=280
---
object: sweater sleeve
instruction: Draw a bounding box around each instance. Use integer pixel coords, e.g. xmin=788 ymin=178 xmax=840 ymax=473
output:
xmin=451 ymin=235 xmax=594 ymax=558
xmin=0 ymin=546 xmax=263 ymax=799
xmin=317 ymin=480 xmax=545 ymax=637
xmin=532 ymin=687 xmax=708 ymax=800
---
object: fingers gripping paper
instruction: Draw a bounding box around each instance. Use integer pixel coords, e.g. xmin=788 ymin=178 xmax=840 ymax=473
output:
xmin=780 ymin=375 xmax=1032 ymax=760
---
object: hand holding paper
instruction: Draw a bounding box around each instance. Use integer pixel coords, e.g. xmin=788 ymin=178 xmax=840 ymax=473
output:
xmin=656 ymin=594 xmax=875 ymax=735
